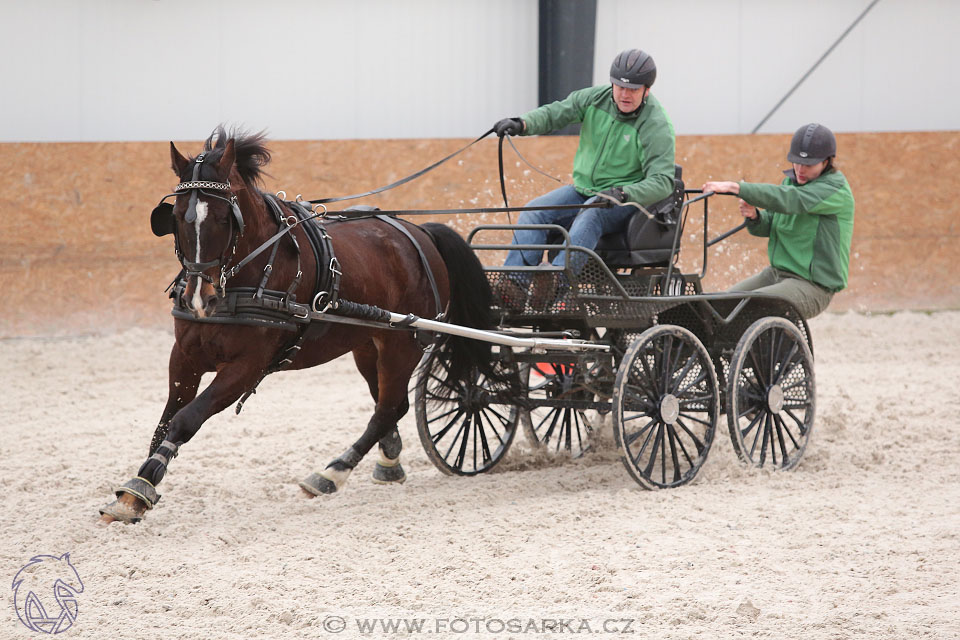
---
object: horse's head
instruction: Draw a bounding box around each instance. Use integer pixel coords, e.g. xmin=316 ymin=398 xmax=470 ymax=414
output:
xmin=152 ymin=126 xmax=270 ymax=318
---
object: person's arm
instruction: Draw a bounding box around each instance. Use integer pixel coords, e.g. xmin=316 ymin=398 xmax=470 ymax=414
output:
xmin=701 ymin=181 xmax=771 ymax=235
xmin=745 ymin=206 xmax=772 ymax=237
xmin=739 ymin=175 xmax=849 ymax=216
xmin=520 ymin=87 xmax=591 ymax=135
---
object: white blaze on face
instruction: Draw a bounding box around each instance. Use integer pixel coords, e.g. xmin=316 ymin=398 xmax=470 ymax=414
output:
xmin=190 ymin=201 xmax=209 ymax=313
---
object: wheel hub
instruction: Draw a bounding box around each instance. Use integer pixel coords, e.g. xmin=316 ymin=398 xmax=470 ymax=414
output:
xmin=766 ymin=384 xmax=784 ymax=414
xmin=659 ymin=394 xmax=680 ymax=425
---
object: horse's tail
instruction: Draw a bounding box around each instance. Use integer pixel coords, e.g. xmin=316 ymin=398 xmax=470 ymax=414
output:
xmin=420 ymin=223 xmax=500 ymax=384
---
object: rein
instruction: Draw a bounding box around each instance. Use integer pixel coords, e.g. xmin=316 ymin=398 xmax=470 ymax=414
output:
xmin=305 ymin=128 xmax=578 ymax=218
xmin=308 ymin=128 xmax=498 ymax=205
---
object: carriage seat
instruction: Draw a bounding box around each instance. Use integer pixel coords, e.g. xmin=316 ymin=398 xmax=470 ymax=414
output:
xmin=593 ymin=165 xmax=685 ymax=268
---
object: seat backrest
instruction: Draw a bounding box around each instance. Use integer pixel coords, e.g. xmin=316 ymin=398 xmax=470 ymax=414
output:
xmin=595 ymin=165 xmax=685 ymax=268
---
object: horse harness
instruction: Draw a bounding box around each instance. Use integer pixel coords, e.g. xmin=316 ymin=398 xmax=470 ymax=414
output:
xmin=157 ymin=162 xmax=444 ymax=410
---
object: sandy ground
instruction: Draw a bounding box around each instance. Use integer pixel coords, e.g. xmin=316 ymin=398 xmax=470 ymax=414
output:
xmin=1 ymin=310 xmax=958 ymax=639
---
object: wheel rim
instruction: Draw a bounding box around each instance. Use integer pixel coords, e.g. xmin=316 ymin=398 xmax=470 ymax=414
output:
xmin=415 ymin=349 xmax=518 ymax=475
xmin=521 ymin=361 xmax=595 ymax=458
xmin=727 ymin=318 xmax=815 ymax=470
xmin=614 ymin=326 xmax=719 ymax=489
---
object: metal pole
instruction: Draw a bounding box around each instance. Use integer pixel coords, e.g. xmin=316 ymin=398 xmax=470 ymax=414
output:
xmin=385 ymin=312 xmax=610 ymax=353
xmin=751 ymin=0 xmax=882 ymax=134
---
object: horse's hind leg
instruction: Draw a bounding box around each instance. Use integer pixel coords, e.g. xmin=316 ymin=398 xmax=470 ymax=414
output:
xmin=300 ymin=340 xmax=416 ymax=495
xmin=373 ymin=423 xmax=406 ymax=485
xmin=350 ymin=344 xmax=408 ymax=485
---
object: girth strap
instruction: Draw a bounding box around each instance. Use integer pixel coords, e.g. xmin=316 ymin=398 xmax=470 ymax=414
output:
xmin=374 ymin=214 xmax=443 ymax=320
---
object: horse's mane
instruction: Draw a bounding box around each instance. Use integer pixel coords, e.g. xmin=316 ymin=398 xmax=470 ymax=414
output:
xmin=200 ymin=125 xmax=271 ymax=187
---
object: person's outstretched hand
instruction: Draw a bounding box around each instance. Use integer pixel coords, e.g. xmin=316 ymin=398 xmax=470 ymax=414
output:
xmin=493 ymin=118 xmax=524 ymax=137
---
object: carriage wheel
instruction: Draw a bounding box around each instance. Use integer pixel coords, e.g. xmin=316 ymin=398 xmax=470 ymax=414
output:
xmin=726 ymin=317 xmax=815 ymax=470
xmin=613 ymin=325 xmax=719 ymax=489
xmin=520 ymin=361 xmax=596 ymax=458
xmin=414 ymin=346 xmax=519 ymax=476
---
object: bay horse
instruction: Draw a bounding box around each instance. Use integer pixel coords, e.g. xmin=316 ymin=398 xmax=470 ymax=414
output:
xmin=99 ymin=127 xmax=499 ymax=524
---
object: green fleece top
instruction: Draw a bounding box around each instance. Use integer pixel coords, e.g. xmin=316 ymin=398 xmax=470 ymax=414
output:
xmin=521 ymin=85 xmax=675 ymax=206
xmin=739 ymin=169 xmax=855 ymax=292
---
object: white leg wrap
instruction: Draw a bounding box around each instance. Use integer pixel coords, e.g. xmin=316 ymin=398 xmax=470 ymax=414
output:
xmin=318 ymin=466 xmax=353 ymax=490
xmin=378 ymin=450 xmax=402 ymax=468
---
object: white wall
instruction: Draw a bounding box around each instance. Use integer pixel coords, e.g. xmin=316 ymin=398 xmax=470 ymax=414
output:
xmin=0 ymin=0 xmax=539 ymax=142
xmin=1 ymin=0 xmax=957 ymax=141
xmin=595 ymin=0 xmax=960 ymax=134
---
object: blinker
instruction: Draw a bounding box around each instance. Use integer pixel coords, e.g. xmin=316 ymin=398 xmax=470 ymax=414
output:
xmin=151 ymin=202 xmax=176 ymax=237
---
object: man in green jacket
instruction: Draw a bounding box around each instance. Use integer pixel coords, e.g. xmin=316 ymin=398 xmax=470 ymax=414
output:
xmin=703 ymin=123 xmax=855 ymax=319
xmin=493 ymin=49 xmax=676 ymax=302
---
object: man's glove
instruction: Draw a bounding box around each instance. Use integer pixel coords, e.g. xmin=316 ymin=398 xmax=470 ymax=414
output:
xmin=597 ymin=186 xmax=626 ymax=204
xmin=493 ymin=118 xmax=524 ymax=138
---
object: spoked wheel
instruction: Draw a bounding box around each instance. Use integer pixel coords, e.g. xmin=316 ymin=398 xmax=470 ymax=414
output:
xmin=613 ymin=325 xmax=719 ymax=489
xmin=727 ymin=317 xmax=815 ymax=470
xmin=520 ymin=361 xmax=597 ymax=458
xmin=414 ymin=346 xmax=519 ymax=476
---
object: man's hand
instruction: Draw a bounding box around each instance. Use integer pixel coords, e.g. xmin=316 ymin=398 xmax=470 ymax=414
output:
xmin=739 ymin=199 xmax=758 ymax=220
xmin=493 ymin=118 xmax=524 ymax=138
xmin=597 ymin=186 xmax=626 ymax=204
xmin=701 ymin=180 xmax=740 ymax=195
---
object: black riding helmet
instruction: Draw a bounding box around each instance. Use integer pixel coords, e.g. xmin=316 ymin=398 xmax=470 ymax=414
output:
xmin=610 ymin=49 xmax=657 ymax=89
xmin=788 ymin=123 xmax=837 ymax=165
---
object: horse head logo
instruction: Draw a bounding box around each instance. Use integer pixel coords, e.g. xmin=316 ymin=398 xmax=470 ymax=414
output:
xmin=11 ymin=553 xmax=84 ymax=634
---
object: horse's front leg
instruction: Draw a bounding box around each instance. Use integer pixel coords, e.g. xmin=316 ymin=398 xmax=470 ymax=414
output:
xmin=99 ymin=362 xmax=257 ymax=524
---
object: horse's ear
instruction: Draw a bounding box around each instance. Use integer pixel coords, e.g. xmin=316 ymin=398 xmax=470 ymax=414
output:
xmin=170 ymin=142 xmax=190 ymax=176
xmin=217 ymin=139 xmax=236 ymax=181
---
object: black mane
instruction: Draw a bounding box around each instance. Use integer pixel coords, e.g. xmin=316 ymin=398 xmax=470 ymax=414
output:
xmin=199 ymin=125 xmax=271 ymax=186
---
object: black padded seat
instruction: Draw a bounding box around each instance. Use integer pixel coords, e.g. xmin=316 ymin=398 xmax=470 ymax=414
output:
xmin=595 ymin=165 xmax=685 ymax=268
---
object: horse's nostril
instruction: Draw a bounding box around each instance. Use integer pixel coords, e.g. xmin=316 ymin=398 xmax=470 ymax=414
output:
xmin=203 ymin=294 xmax=219 ymax=311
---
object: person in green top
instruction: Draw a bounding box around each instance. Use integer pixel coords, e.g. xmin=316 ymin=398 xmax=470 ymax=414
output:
xmin=492 ymin=49 xmax=676 ymax=304
xmin=702 ymin=123 xmax=854 ymax=319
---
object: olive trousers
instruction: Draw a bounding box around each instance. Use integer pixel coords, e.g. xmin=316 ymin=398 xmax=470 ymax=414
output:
xmin=730 ymin=266 xmax=834 ymax=319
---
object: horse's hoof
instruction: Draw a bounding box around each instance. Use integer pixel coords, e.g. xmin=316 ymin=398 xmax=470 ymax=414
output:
xmin=299 ymin=472 xmax=339 ymax=496
xmin=372 ymin=462 xmax=407 ymax=484
xmin=98 ymin=494 xmax=147 ymax=524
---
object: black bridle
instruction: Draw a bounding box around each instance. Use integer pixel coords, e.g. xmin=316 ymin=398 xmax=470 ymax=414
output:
xmin=155 ymin=154 xmax=245 ymax=296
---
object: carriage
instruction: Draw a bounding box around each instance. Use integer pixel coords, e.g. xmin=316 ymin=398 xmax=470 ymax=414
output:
xmin=413 ymin=166 xmax=816 ymax=490
xmin=100 ymin=131 xmax=816 ymax=524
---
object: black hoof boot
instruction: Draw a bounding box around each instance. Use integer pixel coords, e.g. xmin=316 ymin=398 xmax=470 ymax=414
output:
xmin=299 ymin=472 xmax=340 ymax=496
xmin=299 ymin=448 xmax=360 ymax=496
xmin=372 ymin=458 xmax=407 ymax=484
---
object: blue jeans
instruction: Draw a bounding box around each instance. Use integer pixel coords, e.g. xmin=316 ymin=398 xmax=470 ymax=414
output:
xmin=503 ymin=185 xmax=637 ymax=273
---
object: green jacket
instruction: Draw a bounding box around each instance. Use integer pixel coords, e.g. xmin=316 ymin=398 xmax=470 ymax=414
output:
xmin=739 ymin=169 xmax=855 ymax=292
xmin=521 ymin=85 xmax=675 ymax=206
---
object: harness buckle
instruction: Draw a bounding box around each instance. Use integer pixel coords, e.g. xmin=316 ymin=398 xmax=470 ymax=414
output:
xmin=291 ymin=304 xmax=310 ymax=320
xmin=329 ymin=257 xmax=342 ymax=277
xmin=220 ymin=269 xmax=227 ymax=289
